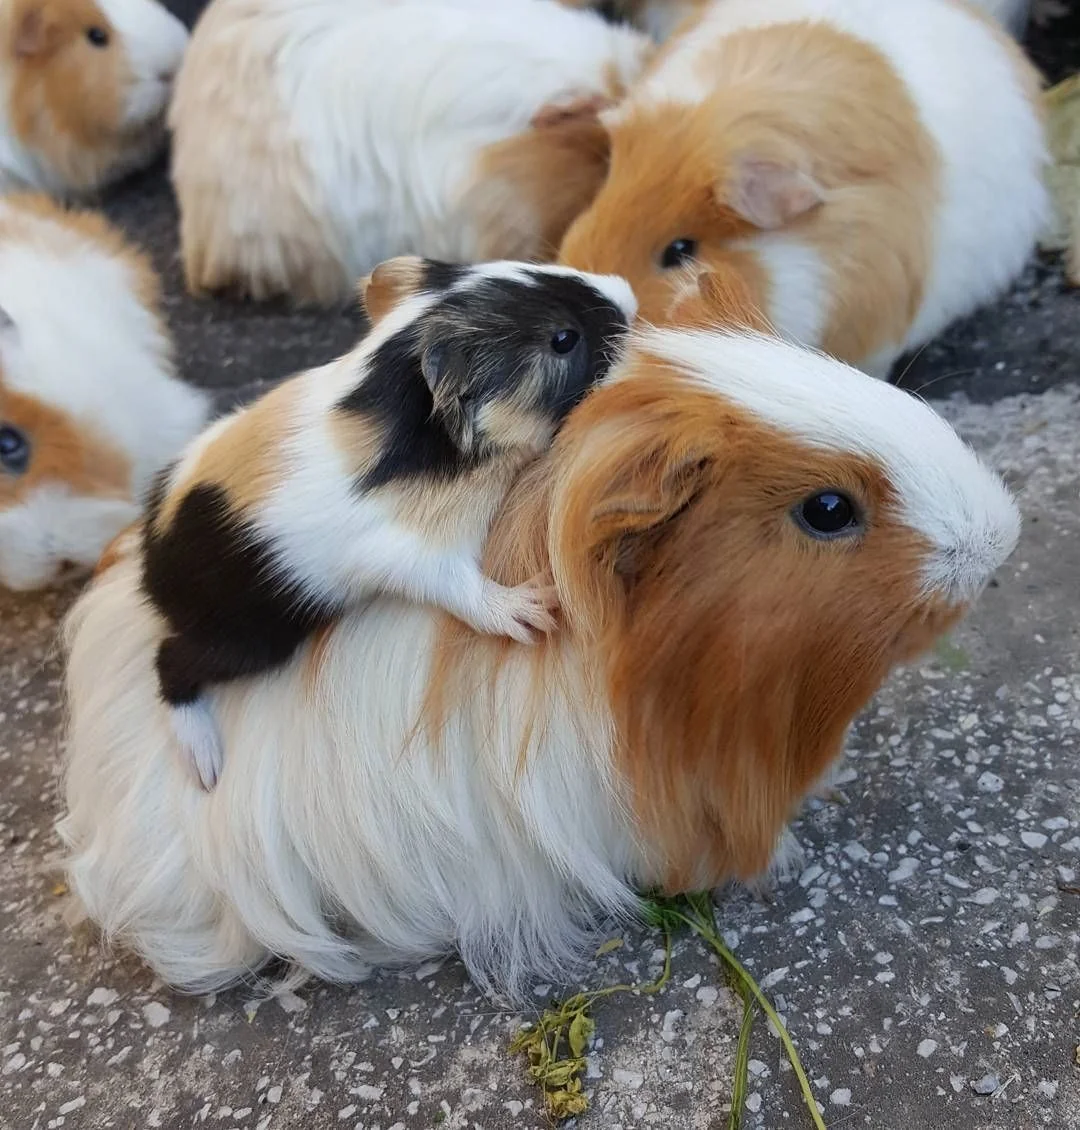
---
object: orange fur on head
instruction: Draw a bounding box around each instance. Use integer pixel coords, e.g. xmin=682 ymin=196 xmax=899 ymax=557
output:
xmin=3 ymin=0 xmax=134 ymax=194
xmin=428 ymin=349 xmax=954 ymax=891
xmin=0 ymin=379 xmax=131 ymax=513
xmin=469 ymin=106 xmax=614 ymax=262
xmin=559 ymin=21 xmax=939 ymax=360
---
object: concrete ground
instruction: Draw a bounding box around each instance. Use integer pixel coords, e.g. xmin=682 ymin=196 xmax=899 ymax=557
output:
xmin=3 ymin=4 xmax=1080 ymax=1129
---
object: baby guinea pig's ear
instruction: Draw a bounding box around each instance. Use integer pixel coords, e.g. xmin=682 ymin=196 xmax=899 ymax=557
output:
xmin=722 ymin=154 xmax=825 ymax=230
xmin=358 ymin=256 xmax=427 ymax=324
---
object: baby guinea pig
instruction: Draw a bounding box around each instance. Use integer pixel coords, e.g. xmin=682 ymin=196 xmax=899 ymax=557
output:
xmin=0 ymin=0 xmax=189 ymax=197
xmin=559 ymin=0 xmax=1049 ymax=377
xmin=141 ymin=257 xmax=636 ymax=790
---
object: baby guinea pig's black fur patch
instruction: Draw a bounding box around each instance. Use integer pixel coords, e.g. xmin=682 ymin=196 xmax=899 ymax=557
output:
xmin=343 ymin=263 xmax=631 ymax=491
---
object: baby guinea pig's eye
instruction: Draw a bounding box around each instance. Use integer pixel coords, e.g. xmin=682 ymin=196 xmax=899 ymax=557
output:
xmin=660 ymin=238 xmax=698 ymax=269
xmin=794 ymin=490 xmax=861 ymax=540
xmin=85 ymin=26 xmax=110 ymax=47
xmin=550 ymin=328 xmax=581 ymax=355
xmin=0 ymin=423 xmax=30 ymax=475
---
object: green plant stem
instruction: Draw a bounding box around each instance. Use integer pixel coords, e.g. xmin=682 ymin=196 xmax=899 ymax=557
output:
xmin=729 ymin=990 xmax=756 ymax=1130
xmin=665 ymin=893 xmax=826 ymax=1130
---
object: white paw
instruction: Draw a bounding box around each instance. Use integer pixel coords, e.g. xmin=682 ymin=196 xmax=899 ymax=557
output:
xmin=480 ymin=581 xmax=559 ymax=645
xmin=171 ymin=701 xmax=224 ymax=791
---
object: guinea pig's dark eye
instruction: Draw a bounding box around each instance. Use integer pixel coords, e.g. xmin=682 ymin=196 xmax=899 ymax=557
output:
xmin=0 ymin=424 xmax=30 ymax=475
xmin=660 ymin=238 xmax=698 ymax=270
xmin=550 ymin=328 xmax=580 ymax=355
xmin=795 ymin=491 xmax=860 ymax=539
xmin=86 ymin=26 xmax=110 ymax=47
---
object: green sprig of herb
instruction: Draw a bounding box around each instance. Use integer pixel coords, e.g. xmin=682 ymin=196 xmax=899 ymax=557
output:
xmin=647 ymin=892 xmax=827 ymax=1130
xmin=509 ymin=929 xmax=672 ymax=1120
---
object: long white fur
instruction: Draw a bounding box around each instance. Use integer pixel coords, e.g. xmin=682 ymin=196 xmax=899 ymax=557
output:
xmin=158 ymin=262 xmax=635 ymax=788
xmin=0 ymin=0 xmax=188 ymax=196
xmin=61 ymin=329 xmax=1020 ymax=999
xmin=0 ymin=198 xmax=207 ymax=590
xmin=169 ymin=0 xmax=650 ymax=298
xmin=623 ymin=0 xmax=1050 ymax=374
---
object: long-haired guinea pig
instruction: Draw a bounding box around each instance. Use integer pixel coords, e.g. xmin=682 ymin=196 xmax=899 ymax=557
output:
xmin=0 ymin=0 xmax=188 ymax=197
xmin=559 ymin=0 xmax=1050 ymax=377
xmin=142 ymin=258 xmax=635 ymax=791
xmin=61 ymin=270 xmax=1019 ymax=998
xmin=0 ymin=193 xmax=207 ymax=591
xmin=167 ymin=0 xmax=651 ymax=306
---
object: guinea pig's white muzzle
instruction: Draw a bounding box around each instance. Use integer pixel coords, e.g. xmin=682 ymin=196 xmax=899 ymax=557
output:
xmin=920 ymin=477 xmax=1022 ymax=606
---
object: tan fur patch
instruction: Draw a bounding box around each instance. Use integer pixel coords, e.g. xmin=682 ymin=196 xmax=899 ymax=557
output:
xmin=560 ymin=20 xmax=941 ymax=365
xmin=425 ymin=358 xmax=955 ymax=890
xmin=156 ymin=378 xmax=303 ymax=532
xmin=666 ymin=264 xmax=772 ymax=331
xmin=3 ymin=0 xmax=141 ymax=194
xmin=470 ymin=112 xmax=613 ymax=262
xmin=170 ymin=0 xmax=344 ymax=304
xmin=360 ymin=257 xmax=425 ymax=324
xmin=0 ymin=380 xmax=130 ymax=511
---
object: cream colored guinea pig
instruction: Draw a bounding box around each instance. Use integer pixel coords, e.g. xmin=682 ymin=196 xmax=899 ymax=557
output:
xmin=560 ymin=0 xmax=1050 ymax=377
xmin=0 ymin=193 xmax=208 ymax=590
xmin=167 ymin=0 xmax=651 ymax=306
xmin=0 ymin=0 xmax=189 ymax=197
xmin=60 ymin=272 xmax=1019 ymax=998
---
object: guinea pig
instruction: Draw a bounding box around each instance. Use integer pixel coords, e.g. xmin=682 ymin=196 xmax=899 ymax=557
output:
xmin=0 ymin=192 xmax=208 ymax=591
xmin=141 ymin=258 xmax=635 ymax=791
xmin=168 ymin=0 xmax=651 ymax=305
xmin=563 ymin=0 xmax=1031 ymax=40
xmin=61 ymin=271 xmax=1019 ymax=999
xmin=0 ymin=0 xmax=189 ymax=197
xmin=559 ymin=0 xmax=1050 ymax=377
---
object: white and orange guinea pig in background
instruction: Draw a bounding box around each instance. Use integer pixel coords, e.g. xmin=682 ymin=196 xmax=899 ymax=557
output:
xmin=61 ymin=271 xmax=1020 ymax=999
xmin=559 ymin=0 xmax=1051 ymax=377
xmin=167 ymin=0 xmax=651 ymax=306
xmin=0 ymin=193 xmax=207 ymax=591
xmin=0 ymin=0 xmax=188 ymax=197
xmin=141 ymin=259 xmax=635 ymax=791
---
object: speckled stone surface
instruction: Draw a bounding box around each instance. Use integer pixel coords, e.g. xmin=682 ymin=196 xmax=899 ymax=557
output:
xmin=3 ymin=2 xmax=1080 ymax=1126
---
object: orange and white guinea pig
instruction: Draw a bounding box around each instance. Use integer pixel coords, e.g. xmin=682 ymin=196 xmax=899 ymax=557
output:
xmin=560 ymin=0 xmax=1050 ymax=377
xmin=168 ymin=0 xmax=651 ymax=306
xmin=0 ymin=0 xmax=188 ymax=197
xmin=0 ymin=193 xmax=208 ymax=590
xmin=60 ymin=272 xmax=1019 ymax=998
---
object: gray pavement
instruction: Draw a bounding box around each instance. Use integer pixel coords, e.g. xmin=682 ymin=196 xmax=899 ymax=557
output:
xmin=2 ymin=3 xmax=1080 ymax=1127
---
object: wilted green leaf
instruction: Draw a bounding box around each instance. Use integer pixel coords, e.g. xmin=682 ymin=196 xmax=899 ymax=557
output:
xmin=934 ymin=637 xmax=970 ymax=672
xmin=568 ymin=1012 xmax=595 ymax=1057
xmin=595 ymin=937 xmax=624 ymax=956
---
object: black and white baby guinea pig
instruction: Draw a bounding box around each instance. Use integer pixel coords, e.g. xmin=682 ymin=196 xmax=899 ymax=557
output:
xmin=141 ymin=257 xmax=637 ymax=790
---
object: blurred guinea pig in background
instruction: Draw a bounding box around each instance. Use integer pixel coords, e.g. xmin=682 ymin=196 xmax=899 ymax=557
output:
xmin=0 ymin=0 xmax=189 ymax=197
xmin=560 ymin=0 xmax=1033 ymax=41
xmin=168 ymin=0 xmax=651 ymax=306
xmin=0 ymin=193 xmax=208 ymax=591
xmin=559 ymin=0 xmax=1049 ymax=377
xmin=60 ymin=270 xmax=1021 ymax=997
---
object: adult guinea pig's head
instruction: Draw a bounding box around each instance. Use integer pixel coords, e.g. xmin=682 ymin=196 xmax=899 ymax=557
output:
xmin=1 ymin=0 xmax=189 ymax=195
xmin=558 ymin=95 xmax=826 ymax=325
xmin=527 ymin=299 xmax=1019 ymax=889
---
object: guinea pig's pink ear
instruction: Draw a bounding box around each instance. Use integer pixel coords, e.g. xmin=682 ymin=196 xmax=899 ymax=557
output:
xmin=359 ymin=256 xmax=426 ymax=325
xmin=13 ymin=5 xmax=61 ymax=58
xmin=723 ymin=155 xmax=824 ymax=230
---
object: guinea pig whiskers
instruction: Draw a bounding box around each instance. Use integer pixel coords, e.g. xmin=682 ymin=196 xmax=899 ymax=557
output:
xmin=907 ymin=369 xmax=977 ymax=398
